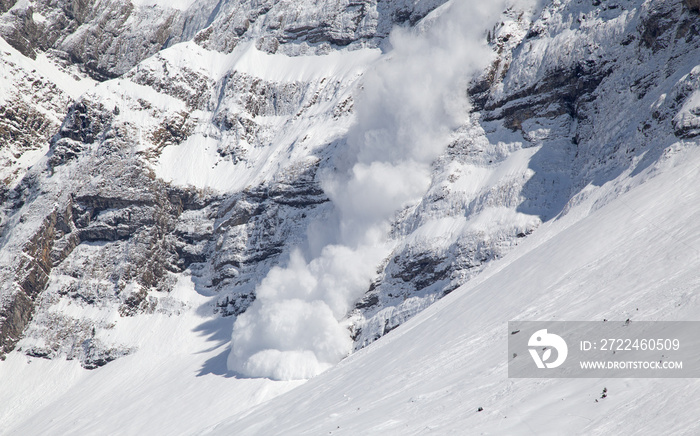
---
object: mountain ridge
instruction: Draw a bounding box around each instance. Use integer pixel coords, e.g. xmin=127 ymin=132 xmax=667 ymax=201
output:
xmin=1 ymin=0 xmax=700 ymax=432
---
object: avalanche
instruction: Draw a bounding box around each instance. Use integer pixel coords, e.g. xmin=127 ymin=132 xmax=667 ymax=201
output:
xmin=1 ymin=0 xmax=700 ymax=434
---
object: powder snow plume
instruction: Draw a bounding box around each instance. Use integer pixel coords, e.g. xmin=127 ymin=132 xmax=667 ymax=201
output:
xmin=227 ymin=0 xmax=508 ymax=381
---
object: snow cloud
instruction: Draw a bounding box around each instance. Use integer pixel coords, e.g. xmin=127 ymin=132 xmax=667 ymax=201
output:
xmin=228 ymin=0 xmax=509 ymax=381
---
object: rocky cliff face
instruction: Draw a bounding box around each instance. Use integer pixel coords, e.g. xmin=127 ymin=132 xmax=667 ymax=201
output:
xmin=0 ymin=0 xmax=447 ymax=79
xmin=1 ymin=0 xmax=700 ymax=371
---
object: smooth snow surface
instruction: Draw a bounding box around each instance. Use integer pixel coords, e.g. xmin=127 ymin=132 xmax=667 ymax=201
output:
xmin=0 ymin=274 xmax=302 ymax=435
xmin=206 ymin=145 xmax=700 ymax=436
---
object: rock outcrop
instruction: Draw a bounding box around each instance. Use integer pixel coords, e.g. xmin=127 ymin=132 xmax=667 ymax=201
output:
xmin=2 ymin=0 xmax=700 ymax=367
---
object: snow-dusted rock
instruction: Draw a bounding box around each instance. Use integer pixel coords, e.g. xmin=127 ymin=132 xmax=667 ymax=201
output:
xmin=2 ymin=0 xmax=700 ymax=430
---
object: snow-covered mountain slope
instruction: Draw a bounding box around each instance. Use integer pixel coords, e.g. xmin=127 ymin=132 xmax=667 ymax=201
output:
xmin=0 ymin=0 xmax=472 ymax=370
xmin=0 ymin=274 xmax=303 ymax=435
xmin=205 ymin=142 xmax=700 ymax=435
xmin=0 ymin=0 xmax=447 ymax=80
xmin=2 ymin=0 xmax=700 ymax=433
xmin=4 ymin=85 xmax=700 ymax=436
